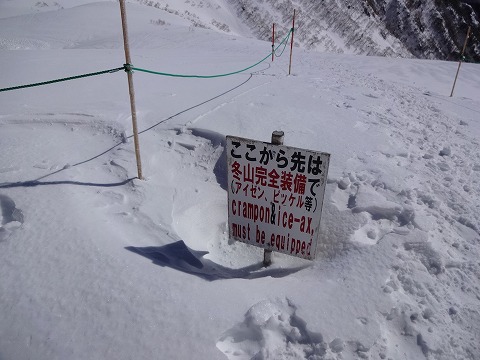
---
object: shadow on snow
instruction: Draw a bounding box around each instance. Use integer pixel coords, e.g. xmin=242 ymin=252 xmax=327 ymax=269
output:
xmin=0 ymin=178 xmax=135 ymax=189
xmin=126 ymin=240 xmax=308 ymax=281
xmin=0 ymin=73 xmax=256 ymax=189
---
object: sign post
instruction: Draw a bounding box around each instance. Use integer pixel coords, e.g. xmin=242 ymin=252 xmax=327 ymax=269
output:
xmin=263 ymin=131 xmax=284 ymax=266
xmin=226 ymin=134 xmax=330 ymax=262
xmin=288 ymin=9 xmax=296 ymax=75
xmin=271 ymin=23 xmax=275 ymax=62
xmin=119 ymin=0 xmax=143 ymax=180
xmin=450 ymin=26 xmax=471 ymax=97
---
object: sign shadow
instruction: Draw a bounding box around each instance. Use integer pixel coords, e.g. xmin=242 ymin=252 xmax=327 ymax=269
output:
xmin=126 ymin=240 xmax=308 ymax=281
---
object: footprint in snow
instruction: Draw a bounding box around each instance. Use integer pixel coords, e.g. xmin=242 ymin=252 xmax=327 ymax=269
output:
xmin=216 ymin=298 xmax=332 ymax=359
xmin=0 ymin=194 xmax=24 ymax=241
xmin=330 ymin=174 xmax=414 ymax=246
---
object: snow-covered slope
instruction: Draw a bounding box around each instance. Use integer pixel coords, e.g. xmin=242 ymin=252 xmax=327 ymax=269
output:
xmin=1 ymin=1 xmax=480 ymax=360
xmin=225 ymin=0 xmax=412 ymax=57
xmin=2 ymin=0 xmax=478 ymax=60
xmin=372 ymin=0 xmax=480 ymax=61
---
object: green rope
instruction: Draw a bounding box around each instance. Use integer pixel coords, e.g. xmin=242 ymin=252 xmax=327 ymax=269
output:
xmin=0 ymin=29 xmax=293 ymax=93
xmin=274 ymin=31 xmax=291 ymax=57
xmin=0 ymin=67 xmax=124 ymax=93
xmin=132 ymin=29 xmax=293 ymax=79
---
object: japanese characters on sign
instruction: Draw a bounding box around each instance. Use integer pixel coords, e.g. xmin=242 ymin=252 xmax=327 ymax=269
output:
xmin=226 ymin=135 xmax=330 ymax=260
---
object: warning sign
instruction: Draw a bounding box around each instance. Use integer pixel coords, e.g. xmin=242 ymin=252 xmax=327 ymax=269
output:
xmin=226 ymin=135 xmax=330 ymax=260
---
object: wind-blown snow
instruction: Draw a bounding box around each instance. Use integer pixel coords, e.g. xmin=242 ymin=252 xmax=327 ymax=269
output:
xmin=1 ymin=1 xmax=480 ymax=360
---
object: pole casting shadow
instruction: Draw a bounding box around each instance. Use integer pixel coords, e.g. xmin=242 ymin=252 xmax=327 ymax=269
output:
xmin=0 ymin=72 xmax=259 ymax=190
xmin=126 ymin=240 xmax=308 ymax=281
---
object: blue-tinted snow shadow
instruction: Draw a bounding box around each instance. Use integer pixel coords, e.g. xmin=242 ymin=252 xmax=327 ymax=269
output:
xmin=126 ymin=240 xmax=308 ymax=281
xmin=189 ymin=128 xmax=227 ymax=190
xmin=0 ymin=178 xmax=135 ymax=189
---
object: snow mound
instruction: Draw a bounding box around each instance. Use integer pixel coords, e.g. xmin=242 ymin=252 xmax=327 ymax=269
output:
xmin=217 ymin=298 xmax=329 ymax=360
xmin=0 ymin=194 xmax=24 ymax=241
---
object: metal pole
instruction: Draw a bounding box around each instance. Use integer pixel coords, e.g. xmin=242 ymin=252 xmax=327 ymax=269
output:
xmin=119 ymin=0 xmax=143 ymax=179
xmin=263 ymin=130 xmax=285 ymax=267
xmin=288 ymin=9 xmax=296 ymax=75
xmin=450 ymin=26 xmax=471 ymax=97
xmin=272 ymin=23 xmax=275 ymax=62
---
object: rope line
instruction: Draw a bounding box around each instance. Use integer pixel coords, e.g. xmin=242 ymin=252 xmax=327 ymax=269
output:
xmin=274 ymin=31 xmax=291 ymax=57
xmin=0 ymin=67 xmax=124 ymax=93
xmin=0 ymin=29 xmax=293 ymax=93
xmin=131 ymin=29 xmax=293 ymax=79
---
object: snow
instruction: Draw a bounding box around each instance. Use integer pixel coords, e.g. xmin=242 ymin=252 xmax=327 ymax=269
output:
xmin=1 ymin=1 xmax=480 ymax=359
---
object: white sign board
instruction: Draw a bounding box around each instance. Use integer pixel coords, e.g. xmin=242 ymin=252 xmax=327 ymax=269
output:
xmin=226 ymin=135 xmax=330 ymax=260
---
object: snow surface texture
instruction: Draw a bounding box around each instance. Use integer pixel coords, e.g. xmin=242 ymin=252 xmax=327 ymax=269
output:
xmin=1 ymin=1 xmax=480 ymax=360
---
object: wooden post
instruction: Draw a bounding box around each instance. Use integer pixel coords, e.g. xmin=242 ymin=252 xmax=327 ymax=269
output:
xmin=263 ymin=130 xmax=285 ymax=267
xmin=272 ymin=23 xmax=275 ymax=62
xmin=288 ymin=9 xmax=296 ymax=75
xmin=119 ymin=0 xmax=143 ymax=180
xmin=450 ymin=26 xmax=471 ymax=97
